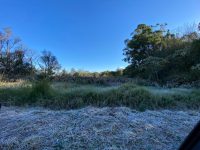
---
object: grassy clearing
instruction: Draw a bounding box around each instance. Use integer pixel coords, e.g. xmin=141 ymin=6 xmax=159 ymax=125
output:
xmin=0 ymin=81 xmax=200 ymax=111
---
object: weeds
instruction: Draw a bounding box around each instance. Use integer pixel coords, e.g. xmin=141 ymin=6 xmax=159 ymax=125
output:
xmin=30 ymin=80 xmax=53 ymax=98
xmin=0 ymin=81 xmax=199 ymax=111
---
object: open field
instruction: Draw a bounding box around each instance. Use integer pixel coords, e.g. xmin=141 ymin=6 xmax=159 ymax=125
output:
xmin=0 ymin=106 xmax=199 ymax=150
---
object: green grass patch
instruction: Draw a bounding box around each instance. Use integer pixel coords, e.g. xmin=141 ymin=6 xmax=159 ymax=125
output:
xmin=0 ymin=81 xmax=200 ymax=111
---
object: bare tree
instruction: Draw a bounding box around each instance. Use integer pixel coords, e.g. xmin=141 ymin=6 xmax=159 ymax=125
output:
xmin=0 ymin=28 xmax=21 ymax=56
xmin=0 ymin=28 xmax=33 ymax=79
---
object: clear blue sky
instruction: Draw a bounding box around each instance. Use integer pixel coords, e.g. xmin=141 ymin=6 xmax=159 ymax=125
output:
xmin=0 ymin=0 xmax=199 ymax=72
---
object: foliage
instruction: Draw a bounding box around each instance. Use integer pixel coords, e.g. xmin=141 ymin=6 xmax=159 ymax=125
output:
xmin=0 ymin=22 xmax=200 ymax=89
xmin=123 ymin=23 xmax=171 ymax=65
xmin=190 ymin=63 xmax=200 ymax=80
xmin=123 ymin=23 xmax=200 ymax=84
xmin=1 ymin=81 xmax=200 ymax=111
xmin=0 ymin=28 xmax=62 ymax=81
xmin=29 ymin=80 xmax=53 ymax=100
xmin=39 ymin=50 xmax=61 ymax=79
xmin=0 ymin=28 xmax=34 ymax=80
xmin=139 ymin=56 xmax=168 ymax=81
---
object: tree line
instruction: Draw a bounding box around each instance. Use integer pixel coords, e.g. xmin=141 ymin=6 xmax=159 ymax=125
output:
xmin=0 ymin=27 xmax=123 ymax=81
xmin=1 ymin=22 xmax=200 ymax=85
xmin=123 ymin=23 xmax=200 ymax=84
xmin=0 ymin=28 xmax=60 ymax=80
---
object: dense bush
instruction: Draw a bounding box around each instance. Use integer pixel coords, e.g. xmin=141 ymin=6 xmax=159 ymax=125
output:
xmin=123 ymin=24 xmax=200 ymax=85
xmin=190 ymin=64 xmax=200 ymax=80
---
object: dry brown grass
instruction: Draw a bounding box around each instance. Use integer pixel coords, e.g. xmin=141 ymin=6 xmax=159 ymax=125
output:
xmin=0 ymin=80 xmax=28 ymax=89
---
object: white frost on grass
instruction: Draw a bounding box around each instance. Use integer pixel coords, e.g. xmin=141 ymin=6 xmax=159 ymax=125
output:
xmin=0 ymin=106 xmax=199 ymax=150
xmin=146 ymin=86 xmax=193 ymax=95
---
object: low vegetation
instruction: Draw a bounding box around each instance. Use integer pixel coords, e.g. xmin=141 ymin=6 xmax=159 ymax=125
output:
xmin=0 ymin=81 xmax=199 ymax=111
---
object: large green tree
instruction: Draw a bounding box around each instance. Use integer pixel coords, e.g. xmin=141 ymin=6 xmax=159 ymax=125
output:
xmin=123 ymin=24 xmax=169 ymax=66
xmin=123 ymin=23 xmax=200 ymax=83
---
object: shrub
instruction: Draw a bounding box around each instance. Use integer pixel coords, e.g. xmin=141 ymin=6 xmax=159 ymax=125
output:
xmin=139 ymin=56 xmax=169 ymax=81
xmin=29 ymin=80 xmax=53 ymax=101
xmin=190 ymin=64 xmax=200 ymax=80
xmin=120 ymin=87 xmax=155 ymax=111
